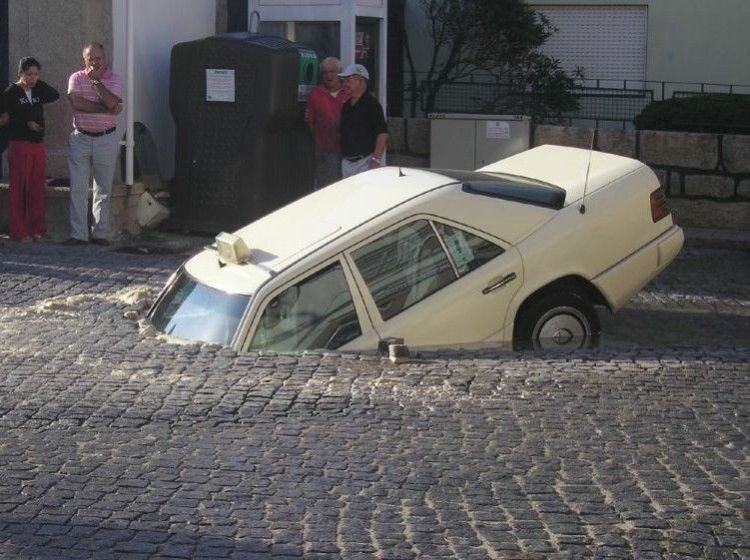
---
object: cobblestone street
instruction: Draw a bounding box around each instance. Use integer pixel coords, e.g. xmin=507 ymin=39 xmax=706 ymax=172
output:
xmin=0 ymin=239 xmax=748 ymax=559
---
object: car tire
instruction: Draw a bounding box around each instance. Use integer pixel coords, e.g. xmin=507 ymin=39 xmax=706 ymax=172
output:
xmin=514 ymin=292 xmax=600 ymax=351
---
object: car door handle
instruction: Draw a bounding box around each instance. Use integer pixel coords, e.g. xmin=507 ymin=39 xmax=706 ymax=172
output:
xmin=482 ymin=272 xmax=517 ymax=295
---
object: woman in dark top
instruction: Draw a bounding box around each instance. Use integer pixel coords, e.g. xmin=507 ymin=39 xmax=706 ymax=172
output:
xmin=5 ymin=57 xmax=59 ymax=242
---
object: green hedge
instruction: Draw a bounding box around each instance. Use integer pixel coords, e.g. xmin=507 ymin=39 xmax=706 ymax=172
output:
xmin=634 ymin=93 xmax=750 ymax=134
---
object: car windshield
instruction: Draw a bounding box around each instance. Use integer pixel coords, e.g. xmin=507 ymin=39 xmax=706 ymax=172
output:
xmin=149 ymin=270 xmax=250 ymax=346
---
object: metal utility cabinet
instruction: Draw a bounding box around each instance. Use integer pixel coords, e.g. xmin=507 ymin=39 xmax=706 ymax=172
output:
xmin=429 ymin=114 xmax=531 ymax=170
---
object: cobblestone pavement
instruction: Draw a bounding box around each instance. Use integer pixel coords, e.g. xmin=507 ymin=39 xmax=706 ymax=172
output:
xmin=0 ymin=240 xmax=748 ymax=559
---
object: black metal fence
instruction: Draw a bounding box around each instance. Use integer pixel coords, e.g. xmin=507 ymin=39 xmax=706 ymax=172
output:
xmin=400 ymin=73 xmax=750 ymax=129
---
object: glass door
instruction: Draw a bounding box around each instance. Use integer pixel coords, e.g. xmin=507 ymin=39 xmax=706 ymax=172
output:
xmin=355 ymin=17 xmax=380 ymax=97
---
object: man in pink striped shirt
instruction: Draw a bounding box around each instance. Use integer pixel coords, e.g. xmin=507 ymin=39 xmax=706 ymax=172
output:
xmin=65 ymin=42 xmax=123 ymax=245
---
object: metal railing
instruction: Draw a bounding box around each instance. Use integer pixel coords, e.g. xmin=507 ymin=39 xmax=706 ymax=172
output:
xmin=398 ymin=73 xmax=750 ymax=129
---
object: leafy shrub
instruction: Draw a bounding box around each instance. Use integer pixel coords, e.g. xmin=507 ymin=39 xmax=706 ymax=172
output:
xmin=635 ymin=93 xmax=750 ymax=134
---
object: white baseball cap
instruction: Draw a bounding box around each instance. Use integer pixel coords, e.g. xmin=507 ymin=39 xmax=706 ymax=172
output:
xmin=338 ymin=63 xmax=369 ymax=80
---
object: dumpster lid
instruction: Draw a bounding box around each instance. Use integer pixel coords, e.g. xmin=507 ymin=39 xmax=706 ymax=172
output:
xmin=209 ymin=32 xmax=298 ymax=51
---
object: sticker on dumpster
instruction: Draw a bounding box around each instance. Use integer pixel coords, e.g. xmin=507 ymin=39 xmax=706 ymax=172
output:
xmin=486 ymin=121 xmax=510 ymax=140
xmin=206 ymin=69 xmax=235 ymax=102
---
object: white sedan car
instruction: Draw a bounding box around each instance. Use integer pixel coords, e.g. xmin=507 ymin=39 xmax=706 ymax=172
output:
xmin=148 ymin=145 xmax=683 ymax=352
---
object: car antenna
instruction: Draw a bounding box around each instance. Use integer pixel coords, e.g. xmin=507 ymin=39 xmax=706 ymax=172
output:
xmin=580 ymin=128 xmax=597 ymax=214
xmin=387 ymin=126 xmax=406 ymax=177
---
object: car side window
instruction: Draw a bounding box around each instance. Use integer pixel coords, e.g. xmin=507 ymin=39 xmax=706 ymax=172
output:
xmin=434 ymin=222 xmax=505 ymax=275
xmin=249 ymin=262 xmax=362 ymax=352
xmin=352 ymin=219 xmax=456 ymax=321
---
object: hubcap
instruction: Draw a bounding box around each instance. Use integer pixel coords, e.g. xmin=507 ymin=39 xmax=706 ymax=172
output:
xmin=533 ymin=306 xmax=590 ymax=350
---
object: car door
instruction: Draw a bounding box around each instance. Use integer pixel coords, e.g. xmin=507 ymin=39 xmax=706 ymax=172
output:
xmin=345 ymin=217 xmax=523 ymax=349
xmin=240 ymin=256 xmax=379 ymax=353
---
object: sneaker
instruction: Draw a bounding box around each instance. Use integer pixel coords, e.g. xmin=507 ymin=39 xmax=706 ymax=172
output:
xmin=91 ymin=237 xmax=110 ymax=246
xmin=62 ymin=238 xmax=88 ymax=246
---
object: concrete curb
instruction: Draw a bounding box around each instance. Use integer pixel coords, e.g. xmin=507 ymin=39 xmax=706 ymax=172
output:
xmin=684 ymin=227 xmax=750 ymax=250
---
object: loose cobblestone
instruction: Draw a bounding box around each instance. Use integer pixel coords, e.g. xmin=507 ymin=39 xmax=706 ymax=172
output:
xmin=0 ymin=240 xmax=748 ymax=559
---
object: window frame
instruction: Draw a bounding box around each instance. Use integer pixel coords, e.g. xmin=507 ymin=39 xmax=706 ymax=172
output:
xmin=344 ymin=214 xmax=508 ymax=325
xmin=239 ymin=255 xmax=371 ymax=353
xmin=432 ymin=220 xmax=506 ymax=277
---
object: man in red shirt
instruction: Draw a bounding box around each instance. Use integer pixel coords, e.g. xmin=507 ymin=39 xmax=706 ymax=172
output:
xmin=304 ymin=57 xmax=349 ymax=188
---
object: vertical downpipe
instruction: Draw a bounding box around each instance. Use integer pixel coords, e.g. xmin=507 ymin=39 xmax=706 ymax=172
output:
xmin=125 ymin=0 xmax=135 ymax=186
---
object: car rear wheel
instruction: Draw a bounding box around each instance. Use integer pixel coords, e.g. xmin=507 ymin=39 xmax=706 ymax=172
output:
xmin=514 ymin=292 xmax=600 ymax=351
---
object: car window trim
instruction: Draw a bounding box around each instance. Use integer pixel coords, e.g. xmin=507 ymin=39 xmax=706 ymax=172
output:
xmin=348 ymin=217 xmax=461 ymax=324
xmin=431 ymin=219 xmax=507 ymax=279
xmin=238 ymin=255 xmax=370 ymax=352
xmin=429 ymin=220 xmax=460 ymax=278
xmin=340 ymin=253 xmax=381 ymax=340
xmin=146 ymin=265 xmax=183 ymax=320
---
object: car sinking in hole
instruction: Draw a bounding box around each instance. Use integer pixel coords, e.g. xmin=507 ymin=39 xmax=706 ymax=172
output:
xmin=148 ymin=145 xmax=684 ymax=353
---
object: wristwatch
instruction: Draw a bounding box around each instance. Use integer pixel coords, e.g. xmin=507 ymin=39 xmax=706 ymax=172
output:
xmin=91 ymin=79 xmax=101 ymax=86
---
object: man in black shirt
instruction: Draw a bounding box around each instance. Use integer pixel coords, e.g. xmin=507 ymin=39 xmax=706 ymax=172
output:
xmin=338 ymin=64 xmax=388 ymax=178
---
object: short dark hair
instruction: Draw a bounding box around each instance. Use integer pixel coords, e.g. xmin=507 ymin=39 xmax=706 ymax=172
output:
xmin=18 ymin=56 xmax=40 ymax=74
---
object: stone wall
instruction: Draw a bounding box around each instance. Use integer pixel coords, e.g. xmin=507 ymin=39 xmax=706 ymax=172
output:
xmin=8 ymin=0 xmax=113 ymax=178
xmin=534 ymin=126 xmax=750 ymax=200
xmin=387 ymin=117 xmax=750 ymax=230
xmin=533 ymin=125 xmax=750 ymax=230
xmin=0 ymin=183 xmax=145 ymax=241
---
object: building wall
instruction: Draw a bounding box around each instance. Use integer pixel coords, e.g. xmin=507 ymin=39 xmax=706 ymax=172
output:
xmin=8 ymin=0 xmax=113 ymax=177
xmin=527 ymin=0 xmax=750 ymax=85
xmin=404 ymin=0 xmax=750 ymax=87
xmin=112 ymin=0 xmax=216 ymax=180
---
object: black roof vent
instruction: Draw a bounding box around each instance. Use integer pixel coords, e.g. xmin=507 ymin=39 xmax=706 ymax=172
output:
xmin=431 ymin=169 xmax=566 ymax=209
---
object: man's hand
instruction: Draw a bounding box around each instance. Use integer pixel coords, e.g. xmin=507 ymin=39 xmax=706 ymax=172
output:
xmin=0 ymin=113 xmax=8 ymax=127
xmin=27 ymin=121 xmax=41 ymax=132
xmin=85 ymin=66 xmax=102 ymax=81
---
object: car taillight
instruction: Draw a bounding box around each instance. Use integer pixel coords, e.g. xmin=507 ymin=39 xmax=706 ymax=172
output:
xmin=650 ymin=187 xmax=670 ymax=222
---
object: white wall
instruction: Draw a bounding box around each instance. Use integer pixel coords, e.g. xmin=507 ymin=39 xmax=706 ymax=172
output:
xmin=113 ymin=0 xmax=216 ymax=180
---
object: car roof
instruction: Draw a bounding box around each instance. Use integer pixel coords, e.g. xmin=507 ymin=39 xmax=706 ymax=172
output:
xmin=185 ymin=167 xmax=459 ymax=294
xmin=235 ymin=166 xmax=457 ymax=264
